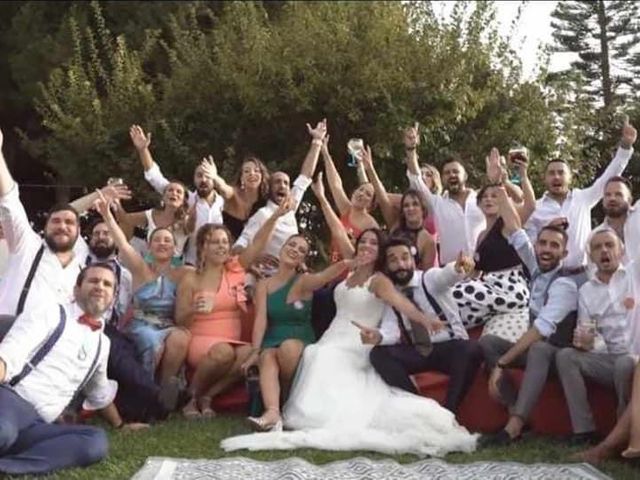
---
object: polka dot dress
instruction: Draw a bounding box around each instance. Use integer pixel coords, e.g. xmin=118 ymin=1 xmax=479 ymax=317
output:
xmin=453 ymin=267 xmax=530 ymax=342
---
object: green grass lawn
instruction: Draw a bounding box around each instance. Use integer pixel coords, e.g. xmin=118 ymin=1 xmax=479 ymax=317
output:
xmin=9 ymin=415 xmax=639 ymax=479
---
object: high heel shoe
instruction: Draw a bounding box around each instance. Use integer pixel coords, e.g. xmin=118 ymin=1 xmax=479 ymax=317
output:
xmin=198 ymin=396 xmax=216 ymax=419
xmin=246 ymin=411 xmax=283 ymax=432
xmin=621 ymin=447 xmax=640 ymax=459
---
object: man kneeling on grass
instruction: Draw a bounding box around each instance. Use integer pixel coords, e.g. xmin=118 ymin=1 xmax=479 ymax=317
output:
xmin=0 ymin=264 xmax=147 ymax=476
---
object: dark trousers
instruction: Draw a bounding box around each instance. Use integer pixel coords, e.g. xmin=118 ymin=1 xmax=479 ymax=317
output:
xmin=0 ymin=386 xmax=108 ymax=475
xmin=105 ymin=324 xmax=168 ymax=422
xmin=370 ymin=339 xmax=483 ymax=413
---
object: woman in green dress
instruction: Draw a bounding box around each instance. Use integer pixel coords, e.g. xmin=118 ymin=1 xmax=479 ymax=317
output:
xmin=241 ymin=234 xmax=354 ymax=431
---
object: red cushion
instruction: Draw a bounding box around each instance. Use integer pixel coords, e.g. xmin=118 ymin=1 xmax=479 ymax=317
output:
xmin=206 ymin=326 xmax=618 ymax=435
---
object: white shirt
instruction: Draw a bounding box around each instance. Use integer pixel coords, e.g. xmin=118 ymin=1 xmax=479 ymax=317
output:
xmin=0 ymin=238 xmax=9 ymax=280
xmin=234 ymin=175 xmax=312 ymax=258
xmin=406 ymin=171 xmax=486 ymax=264
xmin=593 ymin=201 xmax=640 ymax=266
xmin=524 ymin=146 xmax=633 ymax=268
xmin=578 ymin=265 xmax=636 ymax=355
xmin=379 ymin=264 xmax=469 ymax=345
xmin=144 ymin=163 xmax=225 ymax=264
xmin=509 ymin=229 xmax=579 ymax=338
xmin=0 ymin=184 xmax=88 ymax=316
xmin=0 ymin=301 xmax=117 ymax=422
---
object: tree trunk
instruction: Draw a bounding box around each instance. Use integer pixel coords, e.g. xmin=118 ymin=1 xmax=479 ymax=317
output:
xmin=596 ymin=0 xmax=613 ymax=108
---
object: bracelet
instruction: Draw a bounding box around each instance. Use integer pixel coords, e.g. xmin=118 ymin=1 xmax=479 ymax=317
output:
xmin=311 ymin=139 xmax=323 ymax=146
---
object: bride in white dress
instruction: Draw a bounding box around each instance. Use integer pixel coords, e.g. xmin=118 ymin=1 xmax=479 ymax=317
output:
xmin=221 ymin=227 xmax=477 ymax=456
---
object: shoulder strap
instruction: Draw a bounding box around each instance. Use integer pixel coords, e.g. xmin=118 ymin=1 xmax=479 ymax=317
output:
xmin=419 ymin=272 xmax=447 ymax=323
xmin=74 ymin=334 xmax=103 ymax=397
xmin=15 ymin=245 xmax=46 ymax=316
xmin=10 ymin=304 xmax=67 ymax=386
xmin=542 ymin=269 xmax=568 ymax=305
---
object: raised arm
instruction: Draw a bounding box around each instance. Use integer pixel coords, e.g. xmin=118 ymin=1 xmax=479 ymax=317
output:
xmin=320 ymin=135 xmax=352 ymax=216
xmin=297 ymin=259 xmax=353 ymax=295
xmin=300 ymin=119 xmax=327 ymax=180
xmin=130 ymin=124 xmax=170 ymax=195
xmin=512 ymin=158 xmax=536 ymax=223
xmin=0 ymin=129 xmax=14 ymax=196
xmin=70 ymin=183 xmax=132 ymax=215
xmin=312 ymin=173 xmax=355 ymax=259
xmin=371 ymin=273 xmax=445 ymax=334
xmin=237 ymin=197 xmax=294 ymax=269
xmin=404 ymin=124 xmax=437 ymax=212
xmin=361 ymin=145 xmax=398 ymax=227
xmin=94 ymin=191 xmax=147 ymax=278
xmin=199 ymin=155 xmax=235 ymax=200
xmin=580 ymin=118 xmax=636 ymax=206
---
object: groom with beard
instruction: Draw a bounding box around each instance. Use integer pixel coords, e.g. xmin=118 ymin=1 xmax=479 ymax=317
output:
xmin=83 ymin=220 xmax=179 ymax=421
xmin=360 ymin=236 xmax=483 ymax=414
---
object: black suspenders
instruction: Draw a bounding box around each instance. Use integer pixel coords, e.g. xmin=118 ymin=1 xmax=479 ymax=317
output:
xmin=15 ymin=245 xmax=45 ymax=316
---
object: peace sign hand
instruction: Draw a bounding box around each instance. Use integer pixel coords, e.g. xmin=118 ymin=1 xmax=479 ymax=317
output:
xmin=621 ymin=115 xmax=637 ymax=148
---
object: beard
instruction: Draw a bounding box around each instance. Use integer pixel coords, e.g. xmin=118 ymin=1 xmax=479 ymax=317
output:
xmin=604 ymin=204 xmax=629 ymax=219
xmin=447 ymin=182 xmax=461 ymax=194
xmin=44 ymin=233 xmax=76 ymax=253
xmin=90 ymin=243 xmax=116 ymax=259
xmin=196 ymin=182 xmax=213 ymax=198
xmin=387 ymin=268 xmax=414 ymax=286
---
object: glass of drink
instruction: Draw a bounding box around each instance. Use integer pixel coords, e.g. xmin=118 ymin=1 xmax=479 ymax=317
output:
xmin=193 ymin=292 xmax=215 ymax=313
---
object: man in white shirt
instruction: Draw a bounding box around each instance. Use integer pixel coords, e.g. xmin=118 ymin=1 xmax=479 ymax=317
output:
xmin=524 ymin=120 xmax=637 ymax=269
xmin=556 ymin=228 xmax=636 ymax=444
xmin=130 ymin=124 xmax=225 ymax=265
xmin=361 ymin=238 xmax=482 ymax=414
xmin=0 ymin=128 xmax=88 ymax=332
xmin=403 ymin=125 xmax=486 ymax=264
xmin=593 ymin=176 xmax=640 ymax=266
xmin=0 ymin=263 xmax=144 ymax=475
xmin=232 ymin=120 xmax=327 ymax=276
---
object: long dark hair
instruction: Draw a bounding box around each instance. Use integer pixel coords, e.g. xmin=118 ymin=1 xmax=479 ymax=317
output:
xmin=235 ymin=155 xmax=270 ymax=200
xmin=354 ymin=228 xmax=387 ymax=272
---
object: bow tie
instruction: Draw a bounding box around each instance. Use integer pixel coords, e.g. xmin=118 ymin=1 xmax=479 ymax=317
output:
xmin=78 ymin=314 xmax=102 ymax=331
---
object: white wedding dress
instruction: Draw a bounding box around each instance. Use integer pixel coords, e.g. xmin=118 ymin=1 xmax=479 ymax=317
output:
xmin=221 ymin=276 xmax=477 ymax=456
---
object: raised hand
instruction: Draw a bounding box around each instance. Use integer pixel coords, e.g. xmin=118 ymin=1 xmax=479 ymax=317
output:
xmin=99 ymin=183 xmax=132 ymax=205
xmin=454 ymin=251 xmax=475 ymax=275
xmin=274 ymin=195 xmax=295 ymax=218
xmin=311 ymin=172 xmax=326 ymax=199
xmin=199 ymin=155 xmax=218 ymax=180
xmin=486 ymin=147 xmax=502 ymax=183
xmin=512 ymin=157 xmax=529 ymax=178
xmin=360 ymin=145 xmax=374 ymax=170
xmin=621 ymin=115 xmax=637 ymax=148
xmin=404 ymin=122 xmax=420 ymax=150
xmin=93 ymin=190 xmax=113 ymax=220
xmin=129 ymin=125 xmax=151 ymax=151
xmin=306 ymin=118 xmax=328 ymax=141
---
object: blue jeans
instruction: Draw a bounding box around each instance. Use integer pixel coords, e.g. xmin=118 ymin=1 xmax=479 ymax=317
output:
xmin=0 ymin=386 xmax=108 ymax=475
xmin=126 ymin=318 xmax=172 ymax=377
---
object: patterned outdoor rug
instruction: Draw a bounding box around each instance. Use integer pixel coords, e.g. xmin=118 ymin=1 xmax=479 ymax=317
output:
xmin=131 ymin=456 xmax=612 ymax=480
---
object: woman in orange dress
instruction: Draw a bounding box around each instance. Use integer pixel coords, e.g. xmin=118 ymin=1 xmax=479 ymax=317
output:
xmin=176 ymin=224 xmax=251 ymax=418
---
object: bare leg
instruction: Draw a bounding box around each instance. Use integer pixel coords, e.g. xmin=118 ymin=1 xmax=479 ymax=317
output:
xmin=183 ymin=343 xmax=235 ymax=418
xmin=622 ymin=363 xmax=640 ymax=457
xmin=574 ymin=407 xmax=631 ymax=464
xmin=159 ymin=328 xmax=191 ymax=384
xmin=202 ymin=345 xmax=253 ymax=400
xmin=275 ymin=339 xmax=304 ymax=400
xmin=249 ymin=349 xmax=281 ymax=427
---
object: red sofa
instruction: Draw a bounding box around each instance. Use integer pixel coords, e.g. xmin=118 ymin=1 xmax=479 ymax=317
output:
xmin=211 ymin=321 xmax=618 ymax=436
